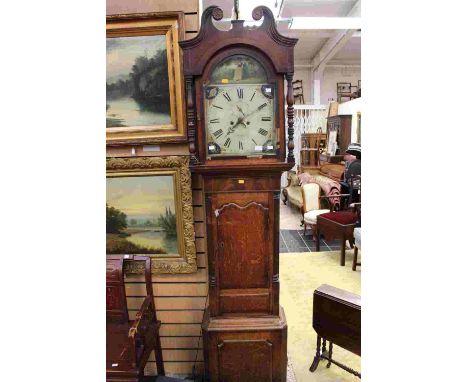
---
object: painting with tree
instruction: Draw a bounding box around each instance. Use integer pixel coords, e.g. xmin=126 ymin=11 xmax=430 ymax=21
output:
xmin=106 ymin=35 xmax=171 ymax=128
xmin=106 ymin=13 xmax=186 ymax=144
xmin=106 ymin=175 xmax=179 ymax=256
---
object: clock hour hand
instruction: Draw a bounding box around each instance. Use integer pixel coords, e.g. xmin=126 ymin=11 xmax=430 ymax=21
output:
xmin=227 ymin=116 xmax=245 ymax=135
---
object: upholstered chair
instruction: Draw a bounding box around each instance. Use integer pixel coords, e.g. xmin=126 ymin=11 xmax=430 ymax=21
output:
xmin=301 ymin=182 xmax=330 ymax=241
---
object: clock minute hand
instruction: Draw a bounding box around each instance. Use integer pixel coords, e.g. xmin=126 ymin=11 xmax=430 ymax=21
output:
xmin=244 ymin=103 xmax=267 ymax=120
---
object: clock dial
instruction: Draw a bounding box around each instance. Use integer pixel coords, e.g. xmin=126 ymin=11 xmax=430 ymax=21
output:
xmin=205 ymin=84 xmax=276 ymax=157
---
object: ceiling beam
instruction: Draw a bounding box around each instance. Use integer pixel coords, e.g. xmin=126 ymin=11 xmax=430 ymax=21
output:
xmin=309 ymin=0 xmax=360 ymax=72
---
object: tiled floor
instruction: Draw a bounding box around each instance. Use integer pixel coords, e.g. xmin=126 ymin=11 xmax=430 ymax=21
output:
xmin=280 ymin=229 xmax=348 ymax=253
xmin=279 ymin=198 xmax=351 ymax=253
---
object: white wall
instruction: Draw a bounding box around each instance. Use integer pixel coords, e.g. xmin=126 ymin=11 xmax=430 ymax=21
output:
xmin=338 ymin=97 xmax=362 ymax=143
xmin=292 ymin=65 xmax=361 ymax=104
xmin=293 ymin=68 xmax=313 ymax=103
xmin=322 ymin=66 xmax=361 ymax=103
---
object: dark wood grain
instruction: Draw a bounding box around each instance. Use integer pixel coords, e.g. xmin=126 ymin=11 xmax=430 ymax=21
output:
xmin=106 ymin=256 xmax=165 ymax=381
xmin=179 ymin=5 xmax=297 ymax=381
xmin=326 ymin=115 xmax=352 ymax=156
xmin=310 ymin=284 xmax=361 ymax=377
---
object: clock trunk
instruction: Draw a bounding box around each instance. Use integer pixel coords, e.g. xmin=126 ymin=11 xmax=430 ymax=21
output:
xmin=180 ymin=6 xmax=297 ymax=381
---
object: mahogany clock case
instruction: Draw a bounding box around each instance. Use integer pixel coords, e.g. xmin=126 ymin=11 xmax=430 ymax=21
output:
xmin=179 ymin=6 xmax=298 ymax=382
xmin=180 ymin=5 xmax=297 ymax=172
xmin=204 ymin=174 xmax=282 ymax=318
xmin=195 ymin=47 xmax=286 ymax=164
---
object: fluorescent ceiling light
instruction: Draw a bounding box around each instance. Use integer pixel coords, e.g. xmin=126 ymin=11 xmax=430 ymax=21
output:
xmin=290 ymin=17 xmax=361 ymax=30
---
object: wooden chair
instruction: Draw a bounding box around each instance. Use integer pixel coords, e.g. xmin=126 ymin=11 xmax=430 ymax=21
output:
xmin=107 ymin=255 xmax=182 ymax=382
xmin=293 ymin=79 xmax=305 ymax=104
xmin=336 ymin=82 xmax=358 ymax=103
xmin=301 ymin=182 xmax=330 ymax=241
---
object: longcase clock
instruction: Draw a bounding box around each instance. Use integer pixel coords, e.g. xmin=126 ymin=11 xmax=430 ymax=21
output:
xmin=180 ymin=6 xmax=297 ymax=381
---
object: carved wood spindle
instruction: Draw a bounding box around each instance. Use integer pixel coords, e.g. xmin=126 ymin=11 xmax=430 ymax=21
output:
xmin=286 ymin=72 xmax=295 ymax=163
xmin=185 ymin=75 xmax=197 ymax=165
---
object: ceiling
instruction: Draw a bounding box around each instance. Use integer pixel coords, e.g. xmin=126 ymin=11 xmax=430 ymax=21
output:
xmin=200 ymin=0 xmax=361 ymax=67
xmin=281 ymin=0 xmax=359 ymax=18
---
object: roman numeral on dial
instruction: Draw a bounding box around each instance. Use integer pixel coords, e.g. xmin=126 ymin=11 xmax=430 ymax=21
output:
xmin=237 ymin=88 xmax=243 ymax=99
xmin=224 ymin=138 xmax=231 ymax=147
xmin=258 ymin=128 xmax=268 ymax=136
xmin=258 ymin=103 xmax=267 ymax=110
xmin=250 ymin=91 xmax=256 ymax=101
xmin=238 ymin=141 xmax=243 ymax=150
xmin=213 ymin=129 xmax=223 ymax=138
xmin=262 ymin=117 xmax=272 ymax=121
xmin=223 ymin=92 xmax=231 ymax=101
xmin=210 ymin=118 xmax=220 ymax=123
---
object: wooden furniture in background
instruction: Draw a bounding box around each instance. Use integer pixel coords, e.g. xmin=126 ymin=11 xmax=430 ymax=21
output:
xmin=299 ymin=131 xmax=327 ymax=173
xmin=293 ymin=79 xmax=305 ymax=104
xmin=316 ymin=199 xmax=360 ymax=266
xmin=336 ymin=82 xmax=359 ymax=103
xmin=309 ymin=284 xmax=361 ymax=378
xmin=106 ymin=255 xmax=166 ymax=381
xmin=318 ymin=163 xmax=345 ymax=182
xmin=180 ymin=5 xmax=297 ymax=381
xmin=322 ymin=114 xmax=352 ymax=162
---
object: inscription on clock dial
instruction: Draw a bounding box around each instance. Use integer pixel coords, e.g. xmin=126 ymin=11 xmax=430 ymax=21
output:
xmin=205 ymin=84 xmax=276 ymax=157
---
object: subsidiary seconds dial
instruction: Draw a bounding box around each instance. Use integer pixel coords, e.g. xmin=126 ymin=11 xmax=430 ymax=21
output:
xmin=204 ymin=84 xmax=276 ymax=157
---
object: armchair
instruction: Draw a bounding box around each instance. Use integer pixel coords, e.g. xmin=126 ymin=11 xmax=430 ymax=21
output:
xmin=301 ymin=182 xmax=330 ymax=241
xmin=107 ymin=255 xmax=182 ymax=382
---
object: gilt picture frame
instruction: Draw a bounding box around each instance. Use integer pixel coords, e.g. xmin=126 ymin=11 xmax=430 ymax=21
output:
xmin=106 ymin=156 xmax=196 ymax=274
xmin=106 ymin=13 xmax=186 ymax=145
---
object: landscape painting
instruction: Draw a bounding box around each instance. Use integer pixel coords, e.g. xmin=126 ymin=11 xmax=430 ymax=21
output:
xmin=106 ymin=175 xmax=179 ymax=256
xmin=106 ymin=35 xmax=171 ymax=128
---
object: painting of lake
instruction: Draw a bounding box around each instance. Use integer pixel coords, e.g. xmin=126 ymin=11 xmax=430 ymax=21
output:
xmin=106 ymin=35 xmax=171 ymax=128
xmin=106 ymin=175 xmax=179 ymax=256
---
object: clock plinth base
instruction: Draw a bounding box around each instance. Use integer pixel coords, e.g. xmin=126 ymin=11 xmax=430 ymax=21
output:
xmin=202 ymin=307 xmax=288 ymax=382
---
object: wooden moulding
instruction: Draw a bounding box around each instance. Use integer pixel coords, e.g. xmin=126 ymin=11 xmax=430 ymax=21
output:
xmin=106 ymin=156 xmax=197 ymax=274
xmin=202 ymin=307 xmax=288 ymax=382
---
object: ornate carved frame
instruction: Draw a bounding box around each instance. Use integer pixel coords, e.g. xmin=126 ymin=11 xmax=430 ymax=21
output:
xmin=106 ymin=12 xmax=186 ymax=145
xmin=106 ymin=156 xmax=197 ymax=274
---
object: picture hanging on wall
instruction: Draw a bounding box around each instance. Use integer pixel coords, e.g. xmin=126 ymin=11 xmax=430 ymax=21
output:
xmin=106 ymin=12 xmax=186 ymax=145
xmin=106 ymin=156 xmax=197 ymax=274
